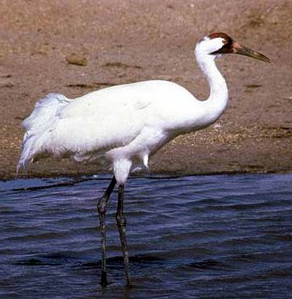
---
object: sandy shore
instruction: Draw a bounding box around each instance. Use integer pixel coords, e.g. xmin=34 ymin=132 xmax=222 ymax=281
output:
xmin=0 ymin=0 xmax=291 ymax=180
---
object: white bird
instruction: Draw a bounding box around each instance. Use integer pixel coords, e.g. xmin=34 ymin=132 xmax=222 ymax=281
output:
xmin=17 ymin=32 xmax=270 ymax=286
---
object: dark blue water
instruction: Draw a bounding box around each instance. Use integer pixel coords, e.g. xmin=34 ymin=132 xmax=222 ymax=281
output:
xmin=0 ymin=174 xmax=291 ymax=299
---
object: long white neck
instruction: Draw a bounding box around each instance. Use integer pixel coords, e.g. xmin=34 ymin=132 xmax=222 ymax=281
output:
xmin=195 ymin=46 xmax=229 ymax=126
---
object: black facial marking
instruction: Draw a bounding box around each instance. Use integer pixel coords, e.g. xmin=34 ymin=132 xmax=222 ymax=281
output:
xmin=208 ymin=32 xmax=234 ymax=55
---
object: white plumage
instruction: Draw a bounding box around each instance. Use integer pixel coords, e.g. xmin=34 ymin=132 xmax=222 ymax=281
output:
xmin=17 ymin=33 xmax=269 ymax=286
xmin=18 ymin=80 xmax=211 ymax=183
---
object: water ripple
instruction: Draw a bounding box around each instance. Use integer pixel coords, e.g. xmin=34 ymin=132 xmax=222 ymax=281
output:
xmin=0 ymin=173 xmax=292 ymax=298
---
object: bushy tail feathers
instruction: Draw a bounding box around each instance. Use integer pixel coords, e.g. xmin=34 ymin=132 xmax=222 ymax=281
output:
xmin=17 ymin=93 xmax=70 ymax=174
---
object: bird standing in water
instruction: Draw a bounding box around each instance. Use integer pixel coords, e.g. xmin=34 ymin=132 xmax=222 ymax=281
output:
xmin=17 ymin=33 xmax=270 ymax=286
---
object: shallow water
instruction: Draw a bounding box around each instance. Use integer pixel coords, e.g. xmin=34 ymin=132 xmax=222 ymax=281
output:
xmin=0 ymin=174 xmax=292 ymax=299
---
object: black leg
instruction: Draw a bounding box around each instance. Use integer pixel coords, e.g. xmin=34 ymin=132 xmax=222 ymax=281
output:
xmin=116 ymin=185 xmax=131 ymax=286
xmin=97 ymin=176 xmax=116 ymax=286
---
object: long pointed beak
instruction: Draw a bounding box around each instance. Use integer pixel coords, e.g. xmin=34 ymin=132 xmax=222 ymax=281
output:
xmin=233 ymin=42 xmax=270 ymax=63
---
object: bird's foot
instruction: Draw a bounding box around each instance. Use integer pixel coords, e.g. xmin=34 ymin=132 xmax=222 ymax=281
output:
xmin=100 ymin=270 xmax=107 ymax=287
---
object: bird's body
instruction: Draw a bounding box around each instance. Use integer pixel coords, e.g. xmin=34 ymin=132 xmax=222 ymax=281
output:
xmin=17 ymin=32 xmax=269 ymax=286
xmin=18 ymin=77 xmax=226 ymax=184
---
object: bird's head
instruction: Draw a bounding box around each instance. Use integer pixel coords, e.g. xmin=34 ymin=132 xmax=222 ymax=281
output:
xmin=196 ymin=32 xmax=270 ymax=63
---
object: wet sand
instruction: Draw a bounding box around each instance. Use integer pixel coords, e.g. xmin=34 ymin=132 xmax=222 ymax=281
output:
xmin=0 ymin=0 xmax=291 ymax=180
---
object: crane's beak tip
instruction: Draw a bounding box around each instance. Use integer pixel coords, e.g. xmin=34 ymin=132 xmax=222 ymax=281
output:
xmin=233 ymin=42 xmax=271 ymax=63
